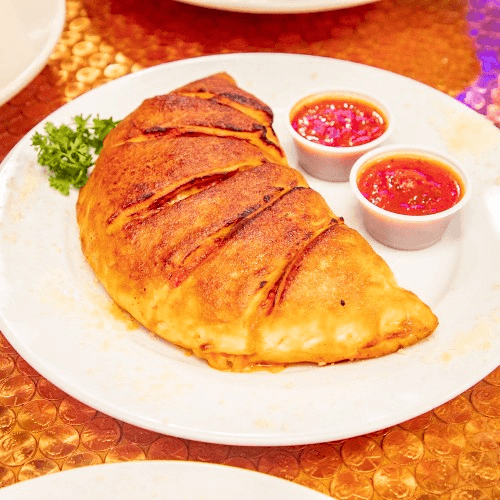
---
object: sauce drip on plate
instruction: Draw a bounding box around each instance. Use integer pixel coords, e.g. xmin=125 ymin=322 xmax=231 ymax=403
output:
xmin=290 ymin=97 xmax=387 ymax=148
xmin=357 ymin=155 xmax=464 ymax=216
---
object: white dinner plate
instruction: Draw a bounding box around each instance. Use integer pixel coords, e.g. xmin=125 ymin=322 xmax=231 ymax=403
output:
xmin=0 ymin=0 xmax=66 ymax=106
xmin=172 ymin=0 xmax=378 ymax=13
xmin=0 ymin=53 xmax=499 ymax=446
xmin=3 ymin=460 xmax=329 ymax=499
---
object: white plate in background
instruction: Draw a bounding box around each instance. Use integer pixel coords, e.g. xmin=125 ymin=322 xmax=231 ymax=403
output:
xmin=0 ymin=0 xmax=65 ymax=106
xmin=0 ymin=53 xmax=499 ymax=446
xmin=3 ymin=461 xmax=330 ymax=499
xmin=172 ymin=0 xmax=378 ymax=13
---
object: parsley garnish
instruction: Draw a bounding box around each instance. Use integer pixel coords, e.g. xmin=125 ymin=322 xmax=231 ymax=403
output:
xmin=31 ymin=114 xmax=119 ymax=195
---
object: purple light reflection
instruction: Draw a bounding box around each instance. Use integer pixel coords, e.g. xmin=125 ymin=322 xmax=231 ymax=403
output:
xmin=457 ymin=0 xmax=500 ymax=126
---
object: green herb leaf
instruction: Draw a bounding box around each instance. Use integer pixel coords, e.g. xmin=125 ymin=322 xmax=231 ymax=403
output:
xmin=31 ymin=114 xmax=119 ymax=195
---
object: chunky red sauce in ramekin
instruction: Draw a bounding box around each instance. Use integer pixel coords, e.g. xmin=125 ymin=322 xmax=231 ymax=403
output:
xmin=290 ymin=97 xmax=387 ymax=148
xmin=357 ymin=154 xmax=465 ymax=216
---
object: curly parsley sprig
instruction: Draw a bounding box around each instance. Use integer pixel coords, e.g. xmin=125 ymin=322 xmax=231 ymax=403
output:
xmin=31 ymin=114 xmax=119 ymax=195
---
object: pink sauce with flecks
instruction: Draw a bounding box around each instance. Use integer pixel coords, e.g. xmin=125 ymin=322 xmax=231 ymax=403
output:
xmin=291 ymin=97 xmax=387 ymax=148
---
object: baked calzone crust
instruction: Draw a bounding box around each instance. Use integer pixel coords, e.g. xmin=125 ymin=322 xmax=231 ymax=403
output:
xmin=76 ymin=72 xmax=438 ymax=371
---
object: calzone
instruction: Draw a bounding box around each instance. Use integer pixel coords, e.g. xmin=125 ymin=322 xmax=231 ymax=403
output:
xmin=76 ymin=73 xmax=438 ymax=371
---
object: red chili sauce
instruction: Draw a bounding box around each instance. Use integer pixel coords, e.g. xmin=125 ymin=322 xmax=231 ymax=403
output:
xmin=357 ymin=155 xmax=465 ymax=216
xmin=291 ymin=96 xmax=387 ymax=148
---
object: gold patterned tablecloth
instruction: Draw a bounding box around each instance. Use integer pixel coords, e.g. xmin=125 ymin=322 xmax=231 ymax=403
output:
xmin=0 ymin=0 xmax=499 ymax=498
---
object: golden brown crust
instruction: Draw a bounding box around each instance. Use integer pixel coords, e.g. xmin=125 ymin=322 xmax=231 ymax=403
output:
xmin=76 ymin=72 xmax=438 ymax=371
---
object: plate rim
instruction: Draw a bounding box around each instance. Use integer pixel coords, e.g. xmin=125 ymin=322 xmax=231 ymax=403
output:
xmin=0 ymin=0 xmax=66 ymax=106
xmin=1 ymin=460 xmax=330 ymax=499
xmin=171 ymin=0 xmax=379 ymax=14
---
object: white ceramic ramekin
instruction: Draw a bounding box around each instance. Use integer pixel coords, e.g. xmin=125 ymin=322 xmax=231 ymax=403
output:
xmin=286 ymin=89 xmax=394 ymax=182
xmin=349 ymin=145 xmax=471 ymax=250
